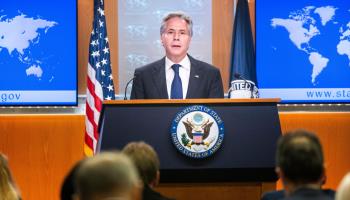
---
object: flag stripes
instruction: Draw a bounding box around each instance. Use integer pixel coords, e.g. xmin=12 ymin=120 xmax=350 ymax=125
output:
xmin=84 ymin=0 xmax=115 ymax=156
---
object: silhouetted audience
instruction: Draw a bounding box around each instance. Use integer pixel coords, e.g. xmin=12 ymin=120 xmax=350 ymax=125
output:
xmin=73 ymin=151 xmax=142 ymax=200
xmin=122 ymin=141 xmax=174 ymax=200
xmin=262 ymin=130 xmax=335 ymax=200
xmin=0 ymin=153 xmax=21 ymax=200
xmin=336 ymin=172 xmax=350 ymax=200
xmin=61 ymin=159 xmax=85 ymax=200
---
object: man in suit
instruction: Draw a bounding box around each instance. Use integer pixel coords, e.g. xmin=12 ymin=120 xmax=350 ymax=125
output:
xmin=122 ymin=141 xmax=174 ymax=200
xmin=271 ymin=130 xmax=333 ymax=200
xmin=130 ymin=11 xmax=224 ymax=99
xmin=73 ymin=152 xmax=142 ymax=200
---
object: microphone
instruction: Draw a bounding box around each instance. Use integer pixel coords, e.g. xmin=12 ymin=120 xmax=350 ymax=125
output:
xmin=234 ymin=73 xmax=254 ymax=98
xmin=124 ymin=76 xmax=135 ymax=100
xmin=233 ymin=73 xmax=247 ymax=81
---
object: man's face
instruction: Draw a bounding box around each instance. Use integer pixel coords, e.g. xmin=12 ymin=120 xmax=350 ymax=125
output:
xmin=161 ymin=17 xmax=191 ymax=62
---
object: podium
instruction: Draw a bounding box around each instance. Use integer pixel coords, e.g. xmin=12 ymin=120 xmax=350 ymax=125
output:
xmin=98 ymin=98 xmax=282 ymax=184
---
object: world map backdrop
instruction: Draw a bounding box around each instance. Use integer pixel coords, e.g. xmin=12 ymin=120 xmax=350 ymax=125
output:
xmin=0 ymin=0 xmax=77 ymax=105
xmin=256 ymin=0 xmax=350 ymax=103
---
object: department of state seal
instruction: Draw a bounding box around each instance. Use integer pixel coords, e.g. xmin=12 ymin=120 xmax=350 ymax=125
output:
xmin=170 ymin=105 xmax=224 ymax=158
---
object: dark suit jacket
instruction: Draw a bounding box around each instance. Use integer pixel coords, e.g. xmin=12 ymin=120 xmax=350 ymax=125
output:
xmin=283 ymin=188 xmax=334 ymax=200
xmin=143 ymin=184 xmax=175 ymax=200
xmin=130 ymin=55 xmax=224 ymax=99
xmin=261 ymin=188 xmax=335 ymax=200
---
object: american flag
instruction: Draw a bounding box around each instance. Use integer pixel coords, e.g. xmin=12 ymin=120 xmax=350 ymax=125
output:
xmin=84 ymin=0 xmax=115 ymax=156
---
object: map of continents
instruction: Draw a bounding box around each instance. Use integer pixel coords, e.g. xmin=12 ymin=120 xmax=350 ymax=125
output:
xmin=271 ymin=5 xmax=350 ymax=85
xmin=0 ymin=13 xmax=57 ymax=79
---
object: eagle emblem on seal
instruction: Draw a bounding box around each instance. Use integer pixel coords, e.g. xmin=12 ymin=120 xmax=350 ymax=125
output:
xmin=181 ymin=112 xmax=215 ymax=148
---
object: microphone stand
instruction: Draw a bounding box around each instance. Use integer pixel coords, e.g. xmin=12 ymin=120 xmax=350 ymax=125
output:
xmin=249 ymin=84 xmax=254 ymax=99
xmin=124 ymin=76 xmax=135 ymax=100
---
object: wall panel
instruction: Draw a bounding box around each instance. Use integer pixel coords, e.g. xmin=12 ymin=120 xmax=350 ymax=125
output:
xmin=0 ymin=115 xmax=85 ymax=200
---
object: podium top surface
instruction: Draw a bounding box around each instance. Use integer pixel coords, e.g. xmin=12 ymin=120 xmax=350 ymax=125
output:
xmin=104 ymin=98 xmax=281 ymax=105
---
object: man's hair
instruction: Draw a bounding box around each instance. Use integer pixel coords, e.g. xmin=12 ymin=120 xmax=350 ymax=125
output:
xmin=122 ymin=141 xmax=160 ymax=185
xmin=160 ymin=11 xmax=193 ymax=36
xmin=74 ymin=151 xmax=139 ymax=200
xmin=276 ymin=130 xmax=324 ymax=184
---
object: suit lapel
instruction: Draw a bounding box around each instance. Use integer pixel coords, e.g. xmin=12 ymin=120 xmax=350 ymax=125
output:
xmin=151 ymin=58 xmax=168 ymax=99
xmin=186 ymin=56 xmax=203 ymax=98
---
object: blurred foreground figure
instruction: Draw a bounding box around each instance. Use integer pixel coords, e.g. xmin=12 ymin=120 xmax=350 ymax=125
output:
xmin=73 ymin=151 xmax=142 ymax=200
xmin=275 ymin=130 xmax=333 ymax=200
xmin=0 ymin=153 xmax=21 ymax=200
xmin=123 ymin=141 xmax=174 ymax=200
xmin=336 ymin=172 xmax=350 ymax=200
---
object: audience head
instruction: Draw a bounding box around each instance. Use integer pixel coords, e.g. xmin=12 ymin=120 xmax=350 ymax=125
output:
xmin=122 ymin=141 xmax=160 ymax=187
xmin=336 ymin=172 xmax=350 ymax=200
xmin=61 ymin=159 xmax=85 ymax=200
xmin=0 ymin=153 xmax=20 ymax=200
xmin=276 ymin=130 xmax=325 ymax=190
xmin=74 ymin=151 xmax=141 ymax=200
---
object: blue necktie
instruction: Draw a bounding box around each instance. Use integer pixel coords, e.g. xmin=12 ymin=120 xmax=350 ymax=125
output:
xmin=171 ymin=64 xmax=183 ymax=99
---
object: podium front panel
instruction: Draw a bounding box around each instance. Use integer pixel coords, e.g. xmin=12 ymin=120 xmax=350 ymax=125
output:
xmin=98 ymin=100 xmax=281 ymax=182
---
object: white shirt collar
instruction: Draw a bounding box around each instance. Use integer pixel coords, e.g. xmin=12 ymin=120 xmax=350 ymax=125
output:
xmin=165 ymin=55 xmax=190 ymax=71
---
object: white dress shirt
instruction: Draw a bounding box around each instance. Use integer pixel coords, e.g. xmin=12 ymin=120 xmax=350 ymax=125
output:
xmin=165 ymin=55 xmax=191 ymax=99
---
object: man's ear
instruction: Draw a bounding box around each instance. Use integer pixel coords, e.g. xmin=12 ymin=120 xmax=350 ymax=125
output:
xmin=320 ymin=165 xmax=327 ymax=185
xmin=156 ymin=170 xmax=160 ymax=186
xmin=276 ymin=166 xmax=289 ymax=187
xmin=72 ymin=193 xmax=80 ymax=200
xmin=275 ymin=167 xmax=284 ymax=180
xmin=160 ymin=35 xmax=165 ymax=46
xmin=149 ymin=170 xmax=160 ymax=188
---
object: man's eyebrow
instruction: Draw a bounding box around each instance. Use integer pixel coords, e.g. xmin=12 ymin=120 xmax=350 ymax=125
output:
xmin=167 ymin=28 xmax=187 ymax=31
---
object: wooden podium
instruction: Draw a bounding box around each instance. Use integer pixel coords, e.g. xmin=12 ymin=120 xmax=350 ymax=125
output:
xmin=98 ymin=98 xmax=281 ymax=200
